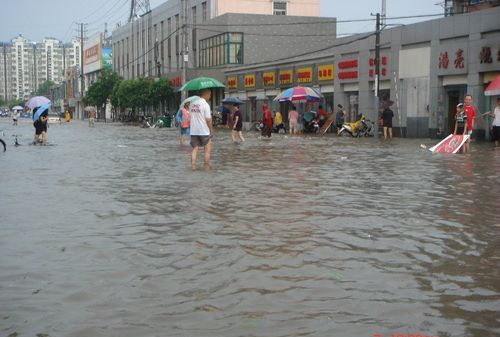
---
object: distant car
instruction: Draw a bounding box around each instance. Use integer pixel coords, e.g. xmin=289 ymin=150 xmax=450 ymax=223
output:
xmin=0 ymin=110 xmax=8 ymax=117
xmin=21 ymin=111 xmax=31 ymax=118
xmin=47 ymin=112 xmax=61 ymax=124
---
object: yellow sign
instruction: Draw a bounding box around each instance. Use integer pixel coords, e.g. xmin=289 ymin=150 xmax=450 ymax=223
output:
xmin=279 ymin=69 xmax=293 ymax=85
xmin=297 ymin=67 xmax=313 ymax=83
xmin=263 ymin=72 xmax=275 ymax=87
xmin=244 ymin=74 xmax=255 ymax=88
xmin=227 ymin=76 xmax=237 ymax=89
xmin=318 ymin=64 xmax=334 ymax=81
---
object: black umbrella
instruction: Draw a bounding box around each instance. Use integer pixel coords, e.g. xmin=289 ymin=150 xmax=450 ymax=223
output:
xmin=222 ymin=97 xmax=244 ymax=105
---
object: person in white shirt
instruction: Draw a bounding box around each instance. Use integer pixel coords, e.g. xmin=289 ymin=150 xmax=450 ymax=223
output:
xmin=189 ymin=89 xmax=213 ymax=169
xmin=13 ymin=110 xmax=20 ymax=126
xmin=484 ymin=97 xmax=500 ymax=146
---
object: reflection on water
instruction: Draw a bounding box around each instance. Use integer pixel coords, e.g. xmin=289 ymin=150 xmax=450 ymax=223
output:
xmin=1 ymin=120 xmax=499 ymax=337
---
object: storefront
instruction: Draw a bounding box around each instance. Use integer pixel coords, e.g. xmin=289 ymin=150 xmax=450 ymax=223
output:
xmin=225 ymin=6 xmax=500 ymax=137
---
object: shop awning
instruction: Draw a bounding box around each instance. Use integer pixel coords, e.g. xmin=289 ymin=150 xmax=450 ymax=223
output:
xmin=485 ymin=75 xmax=500 ymax=96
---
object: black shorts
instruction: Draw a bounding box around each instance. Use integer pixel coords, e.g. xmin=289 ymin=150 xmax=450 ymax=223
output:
xmin=233 ymin=124 xmax=242 ymax=132
xmin=456 ymin=126 xmax=465 ymax=135
xmin=190 ymin=135 xmax=210 ymax=148
xmin=492 ymin=126 xmax=500 ymax=141
xmin=383 ymin=121 xmax=392 ymax=128
xmin=34 ymin=120 xmax=47 ymax=135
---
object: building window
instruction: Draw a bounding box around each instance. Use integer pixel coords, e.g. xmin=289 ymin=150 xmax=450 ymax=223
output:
xmin=199 ymin=32 xmax=243 ymax=68
xmin=202 ymin=2 xmax=207 ymax=21
xmin=273 ymin=1 xmax=287 ymax=15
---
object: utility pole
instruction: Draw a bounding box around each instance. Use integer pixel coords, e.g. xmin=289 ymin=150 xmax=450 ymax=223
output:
xmin=381 ymin=0 xmax=386 ymax=26
xmin=373 ymin=12 xmax=381 ymax=138
xmin=181 ymin=0 xmax=189 ymax=101
xmin=77 ymin=22 xmax=85 ymax=120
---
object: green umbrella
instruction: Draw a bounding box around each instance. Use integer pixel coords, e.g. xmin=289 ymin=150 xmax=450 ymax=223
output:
xmin=179 ymin=77 xmax=225 ymax=91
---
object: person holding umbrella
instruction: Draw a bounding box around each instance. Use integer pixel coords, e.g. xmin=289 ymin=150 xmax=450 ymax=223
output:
xmin=189 ymin=89 xmax=213 ymax=169
xmin=32 ymin=103 xmax=50 ymax=145
xmin=180 ymin=76 xmax=224 ymax=169
xmin=177 ymin=96 xmax=198 ymax=146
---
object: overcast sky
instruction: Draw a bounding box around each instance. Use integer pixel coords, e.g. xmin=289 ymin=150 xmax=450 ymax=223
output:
xmin=0 ymin=0 xmax=444 ymax=42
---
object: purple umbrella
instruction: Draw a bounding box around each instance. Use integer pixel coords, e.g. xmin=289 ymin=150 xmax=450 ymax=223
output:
xmin=26 ymin=96 xmax=51 ymax=110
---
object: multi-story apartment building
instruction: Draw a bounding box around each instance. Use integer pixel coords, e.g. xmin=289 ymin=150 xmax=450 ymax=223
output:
xmin=64 ymin=38 xmax=81 ymax=73
xmin=11 ymin=35 xmax=36 ymax=100
xmin=0 ymin=42 xmax=13 ymax=102
xmin=0 ymin=36 xmax=82 ymax=101
xmin=36 ymin=38 xmax=65 ymax=84
xmin=36 ymin=38 xmax=64 ymax=83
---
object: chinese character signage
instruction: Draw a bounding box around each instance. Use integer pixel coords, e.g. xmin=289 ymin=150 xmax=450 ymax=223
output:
xmin=318 ymin=64 xmax=334 ymax=81
xmin=475 ymin=39 xmax=500 ymax=72
xmin=337 ymin=59 xmax=358 ymax=81
xmin=454 ymin=49 xmax=465 ymax=69
xmin=479 ymin=46 xmax=492 ymax=64
xmin=279 ymin=70 xmax=293 ymax=85
xmin=170 ymin=76 xmax=182 ymax=87
xmin=438 ymin=51 xmax=449 ymax=69
xmin=227 ymin=76 xmax=237 ymax=89
xmin=83 ymin=33 xmax=103 ymax=74
xmin=436 ymin=45 xmax=467 ymax=74
xmin=297 ymin=67 xmax=313 ymax=83
xmin=263 ymin=72 xmax=275 ymax=87
xmin=244 ymin=74 xmax=255 ymax=88
xmin=368 ymin=55 xmax=389 ymax=78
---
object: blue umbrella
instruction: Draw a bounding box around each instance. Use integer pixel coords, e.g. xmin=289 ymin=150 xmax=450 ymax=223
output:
xmin=222 ymin=97 xmax=244 ymax=105
xmin=33 ymin=103 xmax=51 ymax=121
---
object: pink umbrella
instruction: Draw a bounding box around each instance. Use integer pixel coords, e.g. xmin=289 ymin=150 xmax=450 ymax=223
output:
xmin=273 ymin=86 xmax=323 ymax=102
xmin=26 ymin=96 xmax=51 ymax=109
xmin=484 ymin=75 xmax=500 ymax=96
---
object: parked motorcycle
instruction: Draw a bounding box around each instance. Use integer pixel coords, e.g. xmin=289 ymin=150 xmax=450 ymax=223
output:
xmin=338 ymin=115 xmax=374 ymax=137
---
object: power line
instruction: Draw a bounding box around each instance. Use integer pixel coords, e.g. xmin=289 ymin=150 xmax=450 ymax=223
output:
xmin=208 ymin=31 xmax=378 ymax=69
xmin=86 ymin=0 xmax=130 ymax=26
xmin=188 ymin=25 xmax=339 ymax=38
xmin=116 ymin=26 xmax=182 ymax=72
xmin=79 ymin=0 xmax=126 ymax=22
xmin=191 ymin=13 xmax=444 ymax=28
xmin=384 ymin=13 xmax=443 ymax=20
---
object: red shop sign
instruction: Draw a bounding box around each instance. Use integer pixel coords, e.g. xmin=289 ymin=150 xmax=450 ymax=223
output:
xmin=338 ymin=71 xmax=358 ymax=79
xmin=338 ymin=60 xmax=358 ymax=69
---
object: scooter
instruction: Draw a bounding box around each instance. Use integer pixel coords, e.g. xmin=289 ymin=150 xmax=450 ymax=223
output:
xmin=338 ymin=115 xmax=374 ymax=137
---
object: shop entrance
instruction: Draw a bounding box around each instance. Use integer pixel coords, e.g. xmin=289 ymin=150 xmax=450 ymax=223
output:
xmin=445 ymin=85 xmax=466 ymax=134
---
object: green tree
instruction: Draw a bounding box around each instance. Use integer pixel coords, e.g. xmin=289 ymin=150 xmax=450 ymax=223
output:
xmin=134 ymin=78 xmax=153 ymax=112
xmin=7 ymin=98 xmax=24 ymax=109
xmin=109 ymin=78 xmax=122 ymax=120
xmin=36 ymin=80 xmax=55 ymax=96
xmin=149 ymin=77 xmax=174 ymax=115
xmin=117 ymin=78 xmax=151 ymax=111
xmin=83 ymin=70 xmax=121 ymax=113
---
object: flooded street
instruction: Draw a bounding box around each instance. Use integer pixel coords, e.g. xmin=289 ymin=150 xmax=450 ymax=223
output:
xmin=1 ymin=119 xmax=499 ymax=337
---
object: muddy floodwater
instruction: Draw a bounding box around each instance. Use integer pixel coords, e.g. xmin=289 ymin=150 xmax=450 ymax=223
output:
xmin=1 ymin=119 xmax=499 ymax=337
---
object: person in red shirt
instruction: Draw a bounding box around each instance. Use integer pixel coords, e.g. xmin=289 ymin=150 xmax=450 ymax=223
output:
xmin=463 ymin=94 xmax=476 ymax=153
xmin=262 ymin=103 xmax=273 ymax=138
xmin=317 ymin=104 xmax=326 ymax=127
